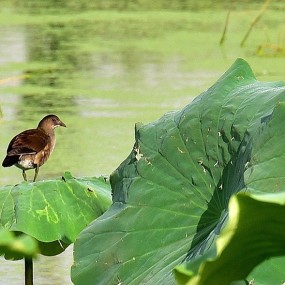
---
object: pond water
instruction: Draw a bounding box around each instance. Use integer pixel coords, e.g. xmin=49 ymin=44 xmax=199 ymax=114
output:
xmin=0 ymin=1 xmax=284 ymax=284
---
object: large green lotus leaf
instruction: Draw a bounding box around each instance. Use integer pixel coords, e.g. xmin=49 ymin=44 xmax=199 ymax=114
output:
xmin=246 ymin=256 xmax=285 ymax=285
xmin=0 ymin=172 xmax=111 ymax=257
xmin=175 ymin=192 xmax=285 ymax=285
xmin=174 ymin=103 xmax=285 ymax=284
xmin=71 ymin=59 xmax=285 ymax=285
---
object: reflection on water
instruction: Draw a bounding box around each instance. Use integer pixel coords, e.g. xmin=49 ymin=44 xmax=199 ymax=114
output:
xmin=0 ymin=1 xmax=285 ymax=284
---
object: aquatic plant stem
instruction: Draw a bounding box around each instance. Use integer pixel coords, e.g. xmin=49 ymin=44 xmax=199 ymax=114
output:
xmin=240 ymin=0 xmax=272 ymax=47
xmin=219 ymin=10 xmax=231 ymax=45
xmin=25 ymin=257 xmax=33 ymax=285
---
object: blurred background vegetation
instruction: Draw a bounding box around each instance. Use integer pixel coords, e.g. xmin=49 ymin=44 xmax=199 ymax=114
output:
xmin=1 ymin=0 xmax=284 ymax=11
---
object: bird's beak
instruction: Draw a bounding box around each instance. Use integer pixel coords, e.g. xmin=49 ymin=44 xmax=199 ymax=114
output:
xmin=59 ymin=121 xmax=67 ymax=127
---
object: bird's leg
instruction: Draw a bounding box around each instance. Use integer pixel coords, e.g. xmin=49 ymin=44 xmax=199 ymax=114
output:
xmin=33 ymin=165 xmax=39 ymax=182
xmin=22 ymin=170 xmax=27 ymax=181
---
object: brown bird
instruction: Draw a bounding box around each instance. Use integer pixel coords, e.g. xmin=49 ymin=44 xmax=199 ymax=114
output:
xmin=2 ymin=114 xmax=66 ymax=182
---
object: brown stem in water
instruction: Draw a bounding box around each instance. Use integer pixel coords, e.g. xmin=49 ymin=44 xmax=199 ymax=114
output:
xmin=240 ymin=0 xmax=272 ymax=47
xmin=220 ymin=10 xmax=231 ymax=45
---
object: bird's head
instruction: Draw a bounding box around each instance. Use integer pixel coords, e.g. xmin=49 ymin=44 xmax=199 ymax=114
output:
xmin=38 ymin=114 xmax=67 ymax=130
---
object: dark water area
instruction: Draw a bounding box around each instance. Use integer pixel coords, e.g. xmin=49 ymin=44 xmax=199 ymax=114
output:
xmin=0 ymin=1 xmax=284 ymax=284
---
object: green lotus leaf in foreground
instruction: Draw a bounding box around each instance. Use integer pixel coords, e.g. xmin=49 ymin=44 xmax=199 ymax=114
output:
xmin=0 ymin=229 xmax=38 ymax=260
xmin=71 ymin=58 xmax=285 ymax=285
xmin=175 ymin=101 xmax=285 ymax=284
xmin=0 ymin=172 xmax=112 ymax=258
xmin=175 ymin=192 xmax=285 ymax=285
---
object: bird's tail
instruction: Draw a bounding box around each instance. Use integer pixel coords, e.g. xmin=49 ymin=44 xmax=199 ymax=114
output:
xmin=2 ymin=156 xmax=18 ymax=167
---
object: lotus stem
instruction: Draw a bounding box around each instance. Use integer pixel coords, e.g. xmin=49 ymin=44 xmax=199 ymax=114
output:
xmin=25 ymin=257 xmax=33 ymax=285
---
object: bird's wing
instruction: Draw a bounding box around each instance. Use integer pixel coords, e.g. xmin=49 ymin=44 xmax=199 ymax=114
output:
xmin=6 ymin=129 xmax=49 ymax=156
